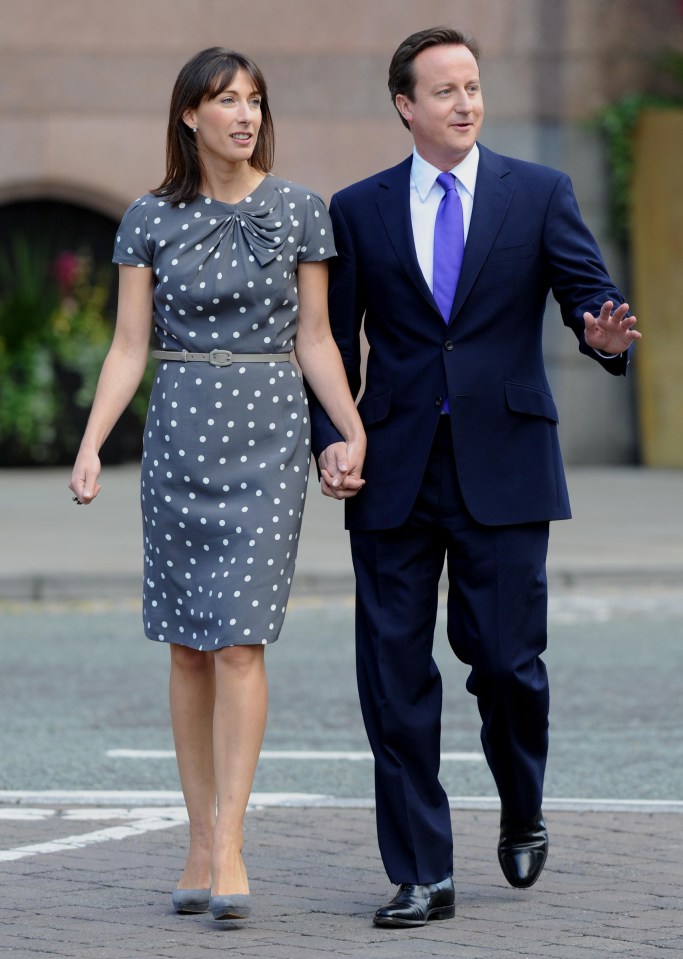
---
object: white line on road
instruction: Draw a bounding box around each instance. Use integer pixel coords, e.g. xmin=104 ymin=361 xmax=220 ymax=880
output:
xmin=0 ymin=794 xmax=329 ymax=861
xmin=0 ymin=813 xmax=183 ymax=862
xmin=0 ymin=791 xmax=329 ymax=808
xmin=105 ymin=748 xmax=485 ymax=762
xmin=1 ymin=791 xmax=682 ymax=812
xmin=2 ymin=792 xmax=682 ymax=862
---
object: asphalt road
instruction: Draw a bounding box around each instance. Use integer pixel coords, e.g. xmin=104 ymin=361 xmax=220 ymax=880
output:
xmin=1 ymin=595 xmax=682 ymax=804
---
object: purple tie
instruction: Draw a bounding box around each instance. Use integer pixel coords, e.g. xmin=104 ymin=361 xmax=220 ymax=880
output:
xmin=433 ymin=172 xmax=464 ymax=415
xmin=432 ymin=172 xmax=464 ymax=322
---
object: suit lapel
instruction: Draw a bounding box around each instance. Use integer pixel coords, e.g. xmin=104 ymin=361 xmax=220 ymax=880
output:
xmin=373 ymin=147 xmax=515 ymax=322
xmin=449 ymin=145 xmax=514 ymax=322
xmin=375 ymin=158 xmax=438 ymax=311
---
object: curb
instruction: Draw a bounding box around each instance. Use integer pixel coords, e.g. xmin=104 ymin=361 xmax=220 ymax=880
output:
xmin=2 ymin=567 xmax=683 ymax=602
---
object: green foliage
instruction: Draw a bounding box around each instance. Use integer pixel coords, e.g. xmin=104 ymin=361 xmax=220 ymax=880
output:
xmin=0 ymin=237 xmax=60 ymax=351
xmin=657 ymin=48 xmax=683 ymax=88
xmin=598 ymin=94 xmax=682 ymax=247
xmin=0 ymin=239 xmax=152 ymax=465
xmin=597 ymin=50 xmax=683 ymax=248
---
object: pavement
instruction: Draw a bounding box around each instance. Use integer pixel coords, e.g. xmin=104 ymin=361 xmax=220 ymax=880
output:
xmin=1 ymin=463 xmax=683 ymax=957
xmin=1 ymin=805 xmax=681 ymax=958
xmin=2 ymin=462 xmax=683 ymax=601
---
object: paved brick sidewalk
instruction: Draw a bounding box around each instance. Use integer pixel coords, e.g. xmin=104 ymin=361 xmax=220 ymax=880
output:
xmin=1 ymin=806 xmax=681 ymax=958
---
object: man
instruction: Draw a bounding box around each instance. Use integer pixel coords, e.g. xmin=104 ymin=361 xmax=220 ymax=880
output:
xmin=309 ymin=26 xmax=639 ymax=928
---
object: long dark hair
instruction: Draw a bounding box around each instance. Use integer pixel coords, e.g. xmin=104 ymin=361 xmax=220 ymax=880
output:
xmin=152 ymin=47 xmax=275 ymax=203
xmin=389 ymin=27 xmax=480 ymax=130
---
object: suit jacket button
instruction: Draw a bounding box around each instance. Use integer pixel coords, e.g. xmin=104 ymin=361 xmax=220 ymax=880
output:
xmin=444 ymin=340 xmax=454 ymax=351
xmin=435 ymin=396 xmax=443 ymax=407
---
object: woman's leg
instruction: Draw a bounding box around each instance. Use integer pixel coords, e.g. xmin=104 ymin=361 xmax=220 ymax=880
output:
xmin=169 ymin=643 xmax=216 ymax=890
xmin=211 ymin=643 xmax=268 ymax=895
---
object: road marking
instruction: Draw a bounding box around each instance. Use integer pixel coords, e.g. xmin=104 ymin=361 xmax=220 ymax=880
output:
xmin=0 ymin=793 xmax=336 ymax=860
xmin=0 ymin=790 xmax=185 ymax=806
xmin=62 ymin=807 xmax=187 ymax=821
xmin=0 ymin=808 xmax=57 ymax=821
xmin=0 ymin=808 xmax=182 ymax=823
xmin=105 ymin=748 xmax=484 ymax=762
xmin=0 ymin=813 xmax=183 ymax=862
xmin=2 ymin=793 xmax=682 ymax=862
xmin=0 ymin=791 xmax=329 ymax=809
xmin=1 ymin=791 xmax=682 ymax=812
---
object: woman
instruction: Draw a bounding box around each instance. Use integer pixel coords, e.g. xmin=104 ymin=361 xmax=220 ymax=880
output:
xmin=69 ymin=47 xmax=365 ymax=921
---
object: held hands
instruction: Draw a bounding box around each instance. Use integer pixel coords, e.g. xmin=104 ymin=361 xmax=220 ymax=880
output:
xmin=319 ymin=440 xmax=366 ymax=500
xmin=68 ymin=450 xmax=102 ymax=505
xmin=583 ymin=301 xmax=641 ymax=355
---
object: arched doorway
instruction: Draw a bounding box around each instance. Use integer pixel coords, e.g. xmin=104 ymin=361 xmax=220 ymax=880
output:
xmin=0 ymin=195 xmax=149 ymax=466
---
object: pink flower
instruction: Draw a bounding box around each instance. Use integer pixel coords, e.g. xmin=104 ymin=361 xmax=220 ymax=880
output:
xmin=52 ymin=252 xmax=82 ymax=296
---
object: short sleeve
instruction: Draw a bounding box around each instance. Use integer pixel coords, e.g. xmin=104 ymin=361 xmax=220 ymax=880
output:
xmin=297 ymin=190 xmax=336 ymax=263
xmin=112 ymin=196 xmax=153 ymax=268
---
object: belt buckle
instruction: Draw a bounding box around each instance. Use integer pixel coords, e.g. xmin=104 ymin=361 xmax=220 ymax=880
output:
xmin=208 ymin=349 xmax=232 ymax=367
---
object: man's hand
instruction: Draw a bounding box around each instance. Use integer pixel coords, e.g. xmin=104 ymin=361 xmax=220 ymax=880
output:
xmin=319 ymin=441 xmax=366 ymax=500
xmin=584 ymin=301 xmax=641 ymax=355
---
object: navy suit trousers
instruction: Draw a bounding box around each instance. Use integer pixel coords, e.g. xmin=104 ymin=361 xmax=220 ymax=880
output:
xmin=350 ymin=417 xmax=550 ymax=884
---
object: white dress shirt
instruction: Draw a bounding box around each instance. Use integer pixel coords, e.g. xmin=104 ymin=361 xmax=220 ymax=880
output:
xmin=409 ymin=144 xmax=479 ymax=293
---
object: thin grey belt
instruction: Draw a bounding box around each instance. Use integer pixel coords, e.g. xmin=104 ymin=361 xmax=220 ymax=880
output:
xmin=151 ymin=349 xmax=293 ymax=368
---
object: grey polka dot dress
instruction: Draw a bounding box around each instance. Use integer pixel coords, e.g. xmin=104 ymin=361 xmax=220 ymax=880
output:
xmin=113 ymin=176 xmax=335 ymax=650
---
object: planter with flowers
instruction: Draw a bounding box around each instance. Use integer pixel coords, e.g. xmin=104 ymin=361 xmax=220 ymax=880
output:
xmin=0 ymin=238 xmax=151 ymax=466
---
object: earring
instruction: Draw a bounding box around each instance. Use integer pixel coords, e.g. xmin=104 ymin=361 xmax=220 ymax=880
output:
xmin=192 ymin=126 xmax=197 ymax=133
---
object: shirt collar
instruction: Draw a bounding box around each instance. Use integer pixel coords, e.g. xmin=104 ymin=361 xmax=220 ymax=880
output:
xmin=411 ymin=143 xmax=480 ymax=201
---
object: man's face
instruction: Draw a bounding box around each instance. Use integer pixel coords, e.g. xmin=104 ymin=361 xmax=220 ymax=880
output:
xmin=396 ymin=43 xmax=484 ymax=170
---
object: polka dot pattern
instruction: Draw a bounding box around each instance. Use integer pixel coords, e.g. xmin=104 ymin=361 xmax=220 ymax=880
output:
xmin=112 ymin=177 xmax=335 ymax=650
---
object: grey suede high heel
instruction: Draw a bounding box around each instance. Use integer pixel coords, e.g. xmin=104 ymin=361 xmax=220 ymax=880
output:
xmin=209 ymin=893 xmax=251 ymax=920
xmin=172 ymin=887 xmax=211 ymax=914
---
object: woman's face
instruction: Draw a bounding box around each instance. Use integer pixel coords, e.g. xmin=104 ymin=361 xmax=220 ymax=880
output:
xmin=184 ymin=67 xmax=263 ymax=167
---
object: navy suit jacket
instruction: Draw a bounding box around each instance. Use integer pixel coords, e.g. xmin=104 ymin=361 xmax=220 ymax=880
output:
xmin=309 ymin=144 xmax=629 ymax=530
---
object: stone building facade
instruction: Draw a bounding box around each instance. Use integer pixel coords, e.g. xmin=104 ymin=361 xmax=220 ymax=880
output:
xmin=2 ymin=0 xmax=682 ymax=462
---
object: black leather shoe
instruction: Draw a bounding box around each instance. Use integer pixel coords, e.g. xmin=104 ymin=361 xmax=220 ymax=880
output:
xmin=498 ymin=807 xmax=548 ymax=888
xmin=373 ymin=877 xmax=455 ymax=927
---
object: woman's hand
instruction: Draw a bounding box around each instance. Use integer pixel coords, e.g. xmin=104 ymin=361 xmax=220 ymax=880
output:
xmin=68 ymin=449 xmax=102 ymax=505
xmin=319 ymin=439 xmax=366 ymax=499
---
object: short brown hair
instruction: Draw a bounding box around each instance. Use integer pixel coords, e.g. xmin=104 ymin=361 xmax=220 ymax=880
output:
xmin=388 ymin=27 xmax=480 ymax=129
xmin=153 ymin=47 xmax=275 ymax=203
